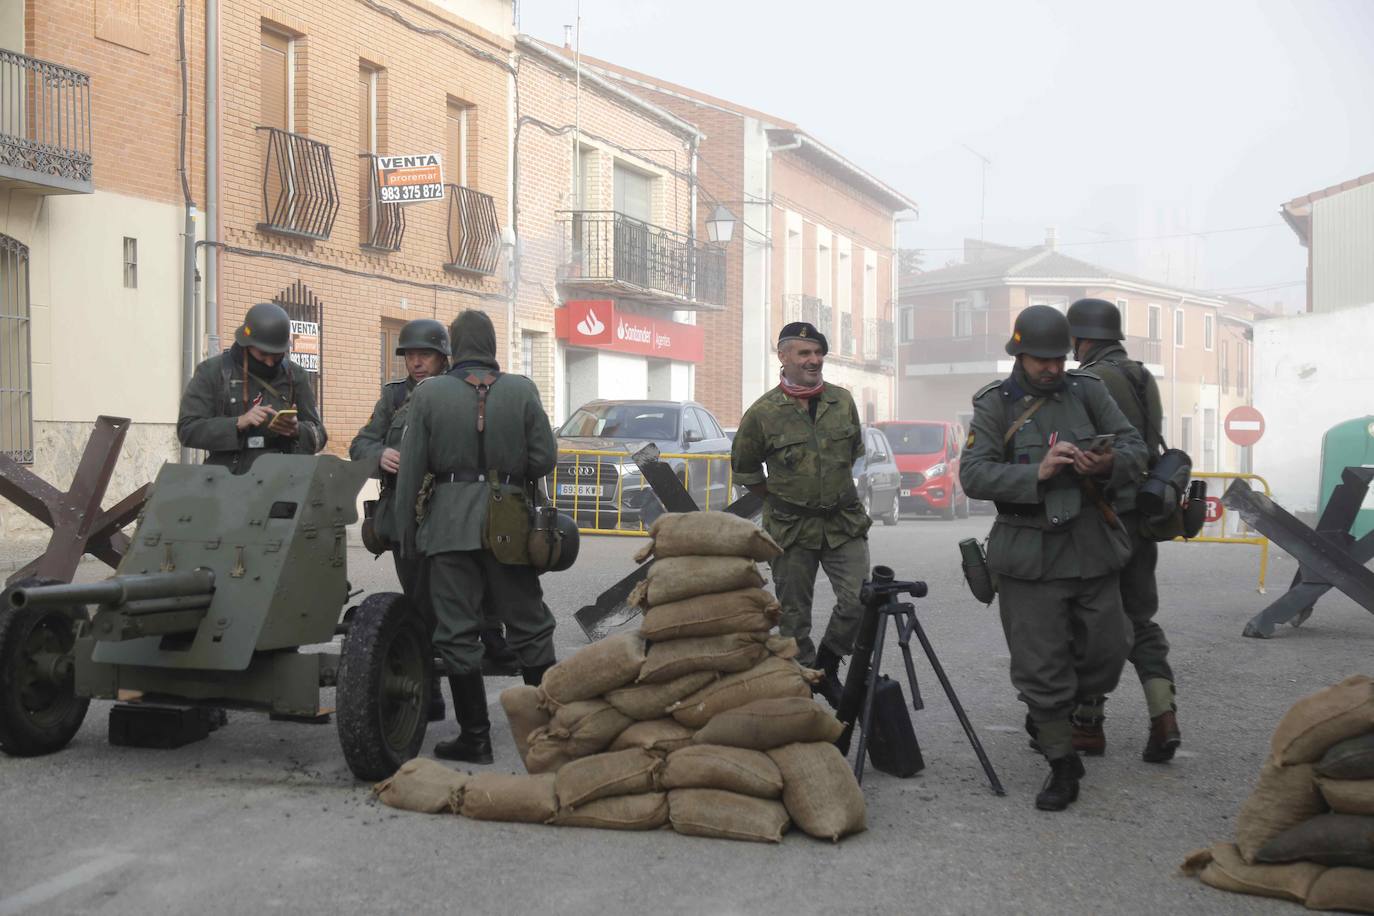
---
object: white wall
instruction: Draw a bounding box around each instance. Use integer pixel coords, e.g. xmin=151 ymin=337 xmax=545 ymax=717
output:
xmin=597 ymin=350 xmax=647 ymax=399
xmin=0 ymin=0 xmax=22 ymax=53
xmin=1253 ymin=303 xmax=1374 ymax=512
xmin=431 ymin=0 xmax=512 ymax=39
xmin=1312 ymin=182 xmax=1374 ymax=314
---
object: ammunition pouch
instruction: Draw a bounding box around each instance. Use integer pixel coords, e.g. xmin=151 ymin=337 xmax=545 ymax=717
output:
xmin=482 ymin=480 xmax=532 ymax=566
xmin=958 ymin=537 xmax=997 ymax=604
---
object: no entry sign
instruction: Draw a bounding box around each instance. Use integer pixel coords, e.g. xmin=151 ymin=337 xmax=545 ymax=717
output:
xmin=1225 ymin=405 xmax=1265 ymax=447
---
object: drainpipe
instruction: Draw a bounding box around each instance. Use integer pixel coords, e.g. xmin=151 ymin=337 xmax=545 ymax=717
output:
xmin=177 ymin=0 xmax=197 ymax=462
xmin=204 ymin=0 xmax=220 ymax=358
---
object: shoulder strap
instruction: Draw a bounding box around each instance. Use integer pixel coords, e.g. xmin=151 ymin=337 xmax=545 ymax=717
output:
xmin=1003 ymin=397 xmax=1047 ymax=445
xmin=462 ymin=370 xmax=502 ymax=473
xmin=1118 ymin=361 xmax=1166 ymax=455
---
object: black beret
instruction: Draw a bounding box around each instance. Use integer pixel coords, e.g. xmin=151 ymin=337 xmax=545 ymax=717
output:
xmin=778 ymin=321 xmax=828 ymax=355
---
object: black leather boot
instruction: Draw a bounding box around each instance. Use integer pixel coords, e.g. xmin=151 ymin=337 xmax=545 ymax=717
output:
xmin=521 ymin=662 xmax=555 ymax=688
xmin=434 ymin=673 xmax=493 ymax=764
xmin=1035 ymin=754 xmax=1085 ymax=811
xmin=811 ymin=645 xmax=844 ymax=710
xmin=427 ymin=677 xmax=446 ymax=723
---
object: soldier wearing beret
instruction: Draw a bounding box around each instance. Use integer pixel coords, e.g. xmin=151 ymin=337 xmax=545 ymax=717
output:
xmin=730 ymin=321 xmax=870 ymax=708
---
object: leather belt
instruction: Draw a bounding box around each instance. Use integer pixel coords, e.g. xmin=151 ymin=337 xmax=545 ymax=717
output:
xmin=766 ymin=494 xmax=859 ymax=518
xmin=994 ymin=501 xmax=1040 ymax=517
xmin=435 ymin=470 xmax=526 ymax=487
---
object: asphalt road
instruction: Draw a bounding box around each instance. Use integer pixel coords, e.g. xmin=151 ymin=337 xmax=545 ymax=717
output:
xmin=1 ymin=515 xmax=1369 ymax=915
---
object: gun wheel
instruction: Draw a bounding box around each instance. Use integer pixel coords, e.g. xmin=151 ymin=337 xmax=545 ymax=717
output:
xmin=0 ymin=578 xmax=90 ymax=757
xmin=336 ymin=592 xmax=430 ymax=781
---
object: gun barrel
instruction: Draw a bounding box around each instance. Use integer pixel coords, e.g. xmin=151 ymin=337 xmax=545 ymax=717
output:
xmin=8 ymin=569 xmax=216 ymax=611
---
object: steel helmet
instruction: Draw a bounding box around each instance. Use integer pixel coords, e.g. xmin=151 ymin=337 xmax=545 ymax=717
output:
xmin=235 ymin=302 xmax=292 ymax=354
xmin=395 ymin=318 xmax=451 ymax=357
xmin=1066 ymin=298 xmax=1125 ymax=341
xmin=1005 ymin=305 xmax=1072 ymax=358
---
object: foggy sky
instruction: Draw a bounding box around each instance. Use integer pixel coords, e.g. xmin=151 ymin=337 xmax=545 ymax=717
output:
xmin=519 ymin=0 xmax=1374 ymax=313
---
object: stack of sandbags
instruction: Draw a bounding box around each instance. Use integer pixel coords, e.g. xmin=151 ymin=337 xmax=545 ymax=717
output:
xmin=375 ymin=512 xmax=870 ymax=844
xmin=1182 ymin=675 xmax=1374 ymax=914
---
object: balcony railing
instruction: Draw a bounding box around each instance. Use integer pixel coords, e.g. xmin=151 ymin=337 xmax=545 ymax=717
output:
xmin=557 ymin=211 xmax=725 ymax=309
xmin=0 ymin=50 xmax=92 ymax=194
xmin=840 ymin=313 xmax=854 ymax=357
xmin=781 ymin=294 xmax=832 ymax=338
xmin=865 ymin=318 xmax=895 ymax=369
xmin=256 ymin=127 xmax=340 ymax=241
xmin=445 ymin=183 xmax=501 ymax=276
xmin=1130 ymin=335 xmax=1163 ymax=364
xmin=359 ymin=153 xmax=404 ymax=252
xmin=904 ymin=334 xmax=1008 ymax=364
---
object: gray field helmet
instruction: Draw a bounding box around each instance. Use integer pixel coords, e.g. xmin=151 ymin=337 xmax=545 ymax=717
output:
xmin=1005 ymin=304 xmax=1072 ymax=358
xmin=1066 ymin=298 xmax=1125 ymax=341
xmin=235 ymin=302 xmax=292 ymax=354
xmin=395 ymin=318 xmax=451 ymax=357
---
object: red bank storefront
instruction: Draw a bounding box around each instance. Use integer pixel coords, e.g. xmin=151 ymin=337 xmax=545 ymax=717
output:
xmin=554 ymin=300 xmax=704 ymax=421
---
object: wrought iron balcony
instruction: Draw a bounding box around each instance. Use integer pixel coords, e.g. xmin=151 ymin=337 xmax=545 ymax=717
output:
xmin=1130 ymin=335 xmax=1163 ymax=365
xmin=359 ymin=153 xmax=404 ymax=252
xmin=0 ymin=50 xmax=92 ymax=194
xmin=865 ymin=318 xmax=895 ymax=370
xmin=445 ymin=183 xmax=501 ymax=276
xmin=557 ymin=211 xmax=725 ymax=310
xmin=256 ymin=127 xmax=340 ymax=241
xmin=840 ymin=313 xmax=854 ymax=357
xmin=781 ymin=293 xmax=832 ymax=338
xmin=903 ymin=334 xmax=1008 ymax=366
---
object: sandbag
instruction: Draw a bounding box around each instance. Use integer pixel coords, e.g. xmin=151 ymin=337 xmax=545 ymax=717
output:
xmin=500 ymin=685 xmax=550 ymax=766
xmin=1181 ymin=843 xmax=1325 ymax=904
xmin=638 ymin=632 xmax=770 ymax=685
xmin=1271 ymin=675 xmax=1374 ymax=766
xmin=1235 ymin=761 xmax=1327 ymax=862
xmin=692 ymin=697 xmax=844 ymax=751
xmin=670 ymin=657 xmax=818 ymax=728
xmin=523 ymin=726 xmax=579 ymax=775
xmin=1255 ymin=814 xmax=1374 ymax=869
xmin=373 ymin=757 xmax=469 ymax=814
xmin=1306 ymin=867 xmax=1374 ymax=913
xmin=605 ymin=671 xmax=718 ymax=721
xmin=551 ymin=792 xmax=670 ymax=831
xmin=610 ymin=719 xmax=696 ymax=756
xmin=667 ymin=788 xmax=790 ymax=843
xmin=1317 ymin=776 xmax=1374 ymax=816
xmin=545 ymin=700 xmax=635 ymax=755
xmin=540 ymin=633 xmax=647 ymax=705
xmin=638 ymin=588 xmax=781 ymax=641
xmin=629 ymin=556 xmax=765 ymax=608
xmin=554 ymin=748 xmax=662 ymax=809
xmin=765 ymin=635 xmax=800 ymax=659
xmin=460 ymin=773 xmax=558 ymax=823
xmin=632 ymin=512 xmax=783 ymax=563
xmin=1316 ymin=733 xmax=1374 ymax=780
xmin=661 ymin=745 xmax=784 ymax=799
xmin=768 ymin=742 xmax=867 ymax=842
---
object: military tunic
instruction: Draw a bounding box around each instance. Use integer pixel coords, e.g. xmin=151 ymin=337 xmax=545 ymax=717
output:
xmin=177 ymin=345 xmax=326 ymax=472
xmin=958 ymin=367 xmax=1148 ymax=757
xmin=732 ymin=383 xmax=871 ymax=663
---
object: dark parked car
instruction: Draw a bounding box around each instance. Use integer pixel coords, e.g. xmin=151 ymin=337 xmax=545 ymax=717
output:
xmin=550 ymin=400 xmax=735 ymax=529
xmin=854 ymin=426 xmax=901 ymax=526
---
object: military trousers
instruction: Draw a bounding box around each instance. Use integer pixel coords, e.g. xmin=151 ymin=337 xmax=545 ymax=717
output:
xmin=1119 ymin=513 xmax=1173 ymax=686
xmin=427 ymin=550 xmax=556 ymax=677
xmin=769 ymin=535 xmax=869 ymax=665
xmin=997 ymin=573 xmax=1132 ymax=758
xmin=392 ymin=550 xmax=502 ymax=643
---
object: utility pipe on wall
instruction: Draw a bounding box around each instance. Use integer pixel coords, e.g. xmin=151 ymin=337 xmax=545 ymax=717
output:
xmin=205 ymin=0 xmax=220 ymax=358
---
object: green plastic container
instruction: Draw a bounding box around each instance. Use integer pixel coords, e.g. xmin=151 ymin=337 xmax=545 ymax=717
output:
xmin=1317 ymin=416 xmax=1374 ymax=539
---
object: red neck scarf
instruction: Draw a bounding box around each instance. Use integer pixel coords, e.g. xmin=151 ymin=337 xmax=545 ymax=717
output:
xmin=779 ymin=370 xmax=824 ymax=400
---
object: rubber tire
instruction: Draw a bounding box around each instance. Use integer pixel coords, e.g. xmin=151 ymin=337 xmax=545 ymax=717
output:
xmin=860 ymin=485 xmax=873 ymax=518
xmin=882 ymin=491 xmax=900 ymax=526
xmin=0 ymin=578 xmax=89 ymax=757
xmin=336 ymin=592 xmax=431 ymax=781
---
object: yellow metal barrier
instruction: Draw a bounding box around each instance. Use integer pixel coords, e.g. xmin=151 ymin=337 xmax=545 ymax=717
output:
xmin=548 ymin=449 xmax=735 ymax=536
xmin=1180 ymin=471 xmax=1270 ymax=593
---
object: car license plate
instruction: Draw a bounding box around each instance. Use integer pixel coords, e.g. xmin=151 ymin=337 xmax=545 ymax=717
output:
xmin=899 ymin=489 xmax=912 ymax=497
xmin=557 ymin=484 xmax=602 ymax=498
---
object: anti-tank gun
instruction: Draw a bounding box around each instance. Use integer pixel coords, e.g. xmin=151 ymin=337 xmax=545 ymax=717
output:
xmin=0 ymin=454 xmax=432 ymax=780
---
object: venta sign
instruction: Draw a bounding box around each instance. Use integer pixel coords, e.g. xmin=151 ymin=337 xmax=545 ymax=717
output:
xmin=375 ymin=153 xmax=445 ymax=204
xmin=556 ymin=300 xmax=704 ymax=363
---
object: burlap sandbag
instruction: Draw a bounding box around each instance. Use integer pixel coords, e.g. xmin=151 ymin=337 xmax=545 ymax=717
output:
xmin=373 ymin=757 xmax=469 ymax=814
xmin=554 ymin=748 xmax=663 ymax=809
xmin=1180 ymin=843 xmax=1325 ymax=904
xmin=667 ymin=788 xmax=790 ymax=843
xmin=460 ymin=773 xmax=557 ymax=823
xmin=1317 ymin=776 xmax=1374 ymax=816
xmin=632 ymin=512 xmax=783 ymax=563
xmin=500 ymin=685 xmax=551 ymax=766
xmin=532 ymin=700 xmax=634 ymax=760
xmin=524 ymin=726 xmax=579 ymax=775
xmin=610 ymin=719 xmax=696 ymax=755
xmin=1306 ymin=867 xmax=1374 ymax=913
xmin=1316 ymin=733 xmax=1374 ymax=780
xmin=693 ymin=697 xmax=844 ymax=751
xmin=540 ymin=633 xmax=647 ymax=705
xmin=638 ymin=632 xmax=771 ymax=684
xmin=661 ymin=745 xmax=784 ymax=799
xmin=638 ymin=588 xmax=782 ymax=641
xmin=1236 ymin=761 xmax=1327 ymax=862
xmin=551 ymin=792 xmax=670 ymax=831
xmin=1256 ymin=814 xmax=1374 ymax=869
xmin=1271 ymin=675 xmax=1374 ymax=766
xmin=768 ymin=742 xmax=867 ymax=842
xmin=670 ymin=657 xmax=819 ymax=728
xmin=606 ymin=671 xmax=718 ymax=721
xmin=629 ymin=556 xmax=765 ymax=608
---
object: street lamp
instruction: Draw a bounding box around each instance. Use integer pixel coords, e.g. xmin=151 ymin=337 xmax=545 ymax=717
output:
xmin=705 ymin=204 xmax=736 ymax=244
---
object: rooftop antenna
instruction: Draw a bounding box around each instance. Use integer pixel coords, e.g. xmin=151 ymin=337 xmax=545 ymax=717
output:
xmin=961 ymin=144 xmax=992 ymax=241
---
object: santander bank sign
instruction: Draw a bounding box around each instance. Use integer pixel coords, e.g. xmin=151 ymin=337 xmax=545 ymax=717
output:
xmin=556 ymin=300 xmax=704 ymax=363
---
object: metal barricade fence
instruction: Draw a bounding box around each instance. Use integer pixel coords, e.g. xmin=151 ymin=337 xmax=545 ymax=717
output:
xmin=547 ymin=449 xmax=735 ymax=536
xmin=1182 ymin=471 xmax=1270 ymax=593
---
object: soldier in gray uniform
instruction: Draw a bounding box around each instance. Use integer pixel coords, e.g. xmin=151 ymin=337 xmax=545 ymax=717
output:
xmin=959 ymin=305 xmax=1147 ymax=810
xmin=1066 ymin=298 xmax=1181 ymax=763
xmin=395 ymin=310 xmax=558 ymax=764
